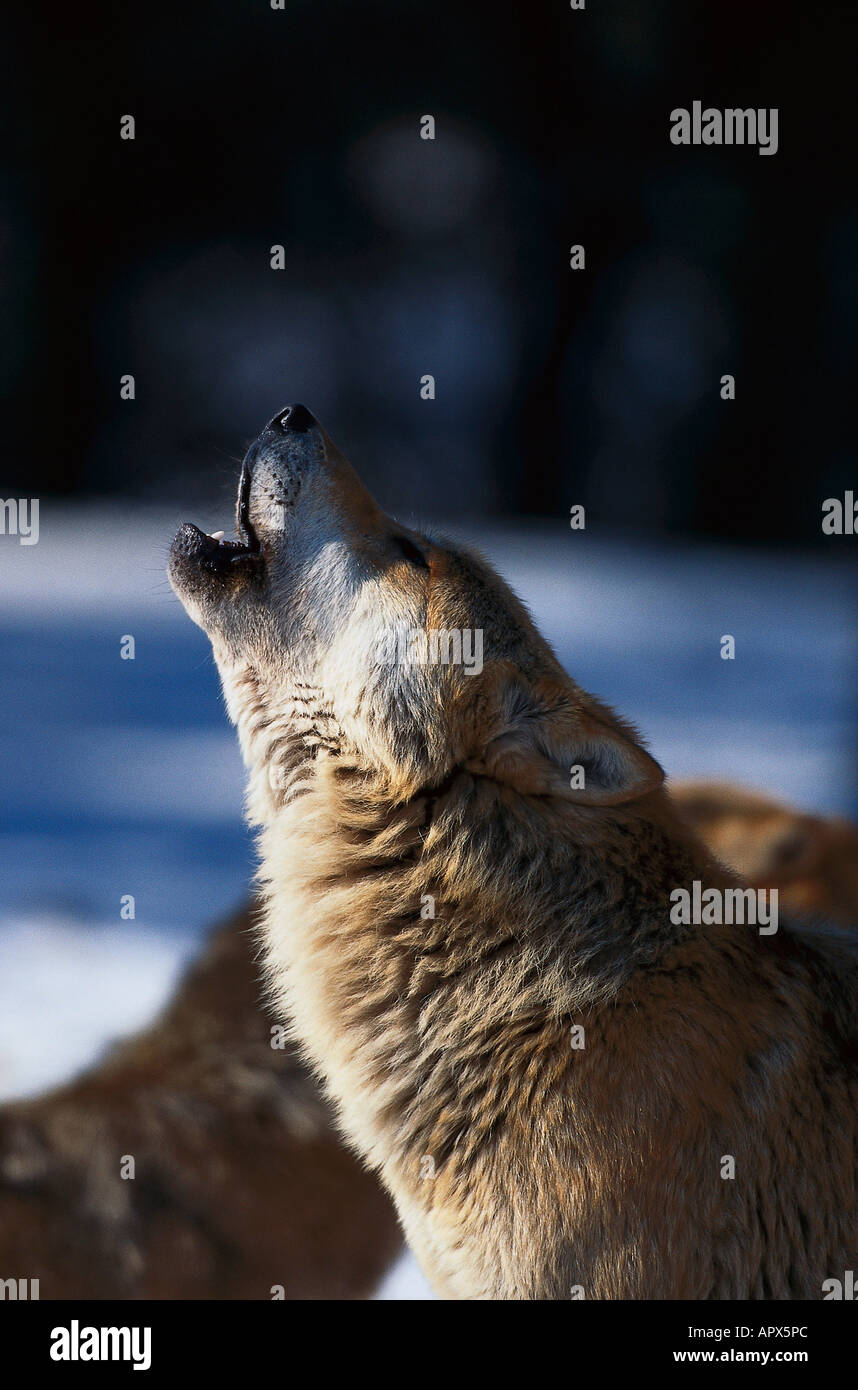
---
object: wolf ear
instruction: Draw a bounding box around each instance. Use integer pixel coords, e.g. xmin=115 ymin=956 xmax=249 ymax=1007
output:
xmin=467 ymin=679 xmax=664 ymax=806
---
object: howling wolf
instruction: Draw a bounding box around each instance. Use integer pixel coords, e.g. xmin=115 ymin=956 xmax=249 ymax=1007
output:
xmin=169 ymin=404 xmax=858 ymax=1299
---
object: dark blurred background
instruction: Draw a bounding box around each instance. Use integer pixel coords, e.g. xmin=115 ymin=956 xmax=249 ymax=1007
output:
xmin=3 ymin=0 xmax=857 ymax=541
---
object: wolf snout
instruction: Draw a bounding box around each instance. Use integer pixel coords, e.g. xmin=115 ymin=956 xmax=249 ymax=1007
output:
xmin=251 ymin=402 xmax=325 ymax=472
xmin=235 ymin=403 xmax=327 ymax=541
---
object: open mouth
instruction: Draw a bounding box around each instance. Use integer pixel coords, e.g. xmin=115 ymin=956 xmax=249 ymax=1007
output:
xmin=173 ymin=458 xmax=262 ymax=576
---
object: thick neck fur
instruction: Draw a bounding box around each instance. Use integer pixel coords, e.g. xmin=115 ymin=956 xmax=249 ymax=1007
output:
xmin=220 ymin=661 xmax=344 ymax=822
xmin=235 ymin=694 xmax=855 ymax=1299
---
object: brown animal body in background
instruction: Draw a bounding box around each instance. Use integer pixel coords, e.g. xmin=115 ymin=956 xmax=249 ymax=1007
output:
xmin=672 ymin=780 xmax=858 ymax=929
xmin=169 ymin=404 xmax=858 ymax=1299
xmin=0 ymin=902 xmax=401 ymax=1298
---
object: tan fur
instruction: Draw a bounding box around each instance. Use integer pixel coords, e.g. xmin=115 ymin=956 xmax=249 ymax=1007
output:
xmin=0 ymin=904 xmax=401 ymax=1299
xmin=673 ymin=780 xmax=858 ymax=929
xmin=170 ymin=407 xmax=858 ymax=1299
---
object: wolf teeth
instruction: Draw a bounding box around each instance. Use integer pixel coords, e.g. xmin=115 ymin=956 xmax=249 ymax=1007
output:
xmin=209 ymin=530 xmax=225 ymax=541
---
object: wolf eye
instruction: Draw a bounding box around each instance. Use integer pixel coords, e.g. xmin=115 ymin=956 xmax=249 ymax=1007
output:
xmin=392 ymin=535 xmax=429 ymax=569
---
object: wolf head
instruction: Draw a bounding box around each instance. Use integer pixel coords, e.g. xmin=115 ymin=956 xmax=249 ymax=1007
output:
xmin=169 ymin=405 xmax=663 ymax=813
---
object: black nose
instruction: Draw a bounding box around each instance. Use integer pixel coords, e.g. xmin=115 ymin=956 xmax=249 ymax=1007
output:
xmin=270 ymin=403 xmax=316 ymax=434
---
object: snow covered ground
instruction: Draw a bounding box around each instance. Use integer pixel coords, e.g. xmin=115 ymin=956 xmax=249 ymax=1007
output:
xmin=1 ymin=504 xmax=855 ymax=1298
